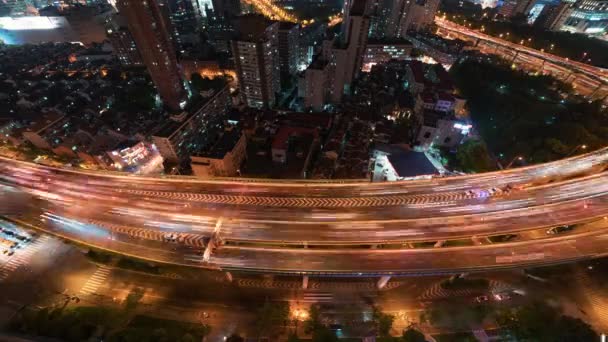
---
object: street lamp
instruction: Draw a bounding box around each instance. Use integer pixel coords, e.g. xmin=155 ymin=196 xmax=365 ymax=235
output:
xmin=505 ymin=156 xmax=524 ymax=169
xmin=566 ymin=144 xmax=587 ymax=157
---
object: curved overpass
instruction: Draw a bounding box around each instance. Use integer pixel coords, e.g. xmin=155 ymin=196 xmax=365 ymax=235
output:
xmin=2 ymin=149 xmax=608 ymax=276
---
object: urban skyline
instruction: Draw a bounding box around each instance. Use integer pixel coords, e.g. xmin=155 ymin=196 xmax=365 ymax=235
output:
xmin=0 ymin=0 xmax=607 ymax=340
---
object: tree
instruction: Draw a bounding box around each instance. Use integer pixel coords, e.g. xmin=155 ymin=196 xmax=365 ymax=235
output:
xmin=226 ymin=334 xmax=245 ymax=342
xmin=372 ymin=307 xmax=395 ymax=337
xmin=312 ymin=326 xmax=338 ymax=342
xmin=255 ymin=301 xmax=290 ymax=335
xmin=180 ymin=333 xmax=195 ymax=342
xmin=402 ymin=327 xmax=427 ymax=342
xmin=304 ymin=305 xmax=322 ymax=334
xmin=151 ymin=328 xmax=169 ymax=342
xmin=498 ymin=301 xmax=599 ymax=341
xmin=455 ymin=140 xmax=496 ymax=173
xmin=287 ymin=333 xmax=301 ymax=342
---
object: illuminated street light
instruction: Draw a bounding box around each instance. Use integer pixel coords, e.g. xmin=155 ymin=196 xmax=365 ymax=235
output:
xmin=506 ymin=156 xmax=524 ymax=169
xmin=567 ymin=144 xmax=588 ymax=157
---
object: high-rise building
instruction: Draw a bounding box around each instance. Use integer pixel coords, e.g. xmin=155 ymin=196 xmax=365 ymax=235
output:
xmin=207 ymin=13 xmax=235 ymax=54
xmin=408 ymin=0 xmax=440 ymax=30
xmin=106 ymin=14 xmax=143 ymax=66
xmin=116 ymin=0 xmax=188 ymax=112
xmin=499 ymin=0 xmax=536 ymax=17
xmin=329 ymin=0 xmax=369 ymax=102
xmin=212 ymin=0 xmax=240 ymax=18
xmin=278 ymin=21 xmax=300 ymax=89
xmin=231 ymin=15 xmax=280 ymax=108
xmin=159 ymin=0 xmax=202 ymax=49
xmin=534 ymin=2 xmax=574 ymax=30
xmin=0 ymin=0 xmax=30 ymax=16
xmin=562 ymin=0 xmax=607 ymax=35
xmin=366 ymin=0 xmax=439 ymax=39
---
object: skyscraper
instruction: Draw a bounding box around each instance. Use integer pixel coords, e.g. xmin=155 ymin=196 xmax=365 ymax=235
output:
xmin=562 ymin=0 xmax=607 ymax=35
xmin=365 ymin=0 xmax=440 ymax=39
xmin=231 ymin=15 xmax=280 ymax=108
xmin=116 ymin=0 xmax=188 ymax=112
xmin=106 ymin=14 xmax=143 ymax=67
xmin=534 ymin=2 xmax=574 ymax=30
xmin=278 ymin=21 xmax=300 ymax=89
xmin=329 ymin=0 xmax=370 ymax=102
xmin=159 ymin=0 xmax=202 ymax=49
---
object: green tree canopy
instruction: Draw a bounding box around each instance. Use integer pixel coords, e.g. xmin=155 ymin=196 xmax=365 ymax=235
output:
xmin=402 ymin=327 xmax=426 ymax=342
xmin=498 ymin=301 xmax=598 ymax=341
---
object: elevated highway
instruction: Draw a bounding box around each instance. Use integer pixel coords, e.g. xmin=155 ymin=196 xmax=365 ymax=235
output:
xmin=1 ymin=148 xmax=608 ymax=276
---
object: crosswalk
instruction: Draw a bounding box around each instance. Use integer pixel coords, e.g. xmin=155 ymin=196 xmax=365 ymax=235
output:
xmin=0 ymin=235 xmax=50 ymax=281
xmin=574 ymin=268 xmax=608 ymax=331
xmin=418 ymin=279 xmax=510 ymax=300
xmin=301 ymin=291 xmax=334 ymax=303
xmin=79 ymin=265 xmax=111 ymax=295
xmin=232 ymin=277 xmax=405 ymax=291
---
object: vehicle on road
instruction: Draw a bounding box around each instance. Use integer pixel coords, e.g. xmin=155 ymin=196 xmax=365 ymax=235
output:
xmin=475 ymin=295 xmax=489 ymax=303
xmin=546 ymin=225 xmax=575 ymax=235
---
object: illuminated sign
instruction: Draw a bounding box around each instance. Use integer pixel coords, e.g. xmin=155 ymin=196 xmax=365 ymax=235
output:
xmin=0 ymin=17 xmax=65 ymax=31
xmin=454 ymin=123 xmax=472 ymax=135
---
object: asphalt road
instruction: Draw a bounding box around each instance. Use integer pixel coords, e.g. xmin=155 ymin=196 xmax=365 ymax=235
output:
xmin=1 ymin=148 xmax=608 ymax=274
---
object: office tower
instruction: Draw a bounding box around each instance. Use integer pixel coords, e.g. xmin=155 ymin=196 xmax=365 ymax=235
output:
xmin=499 ymin=0 xmax=536 ymax=17
xmin=231 ymin=15 xmax=280 ymax=108
xmin=562 ymin=0 xmax=607 ymax=35
xmin=106 ymin=14 xmax=143 ymax=66
xmin=534 ymin=2 xmax=574 ymax=30
xmin=278 ymin=21 xmax=300 ymax=89
xmin=116 ymin=0 xmax=188 ymax=112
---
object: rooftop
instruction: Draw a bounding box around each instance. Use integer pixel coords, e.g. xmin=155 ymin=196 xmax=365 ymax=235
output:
xmin=367 ymin=38 xmax=413 ymax=45
xmin=376 ymin=144 xmax=438 ymax=178
xmin=235 ymin=14 xmax=274 ymax=42
xmin=195 ymin=128 xmax=242 ymax=159
xmin=271 ymin=126 xmax=317 ymax=150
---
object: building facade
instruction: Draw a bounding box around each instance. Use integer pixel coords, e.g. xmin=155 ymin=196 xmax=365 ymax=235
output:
xmin=116 ymin=0 xmax=188 ymax=112
xmin=562 ymin=0 xmax=608 ymax=35
xmin=151 ymin=86 xmax=230 ymax=162
xmin=534 ymin=2 xmax=574 ymax=30
xmin=231 ymin=15 xmax=280 ymax=108
xmin=362 ymin=39 xmax=413 ymax=72
xmin=278 ymin=21 xmax=300 ymax=89
xmin=329 ymin=3 xmax=369 ymax=103
xmin=106 ymin=14 xmax=143 ymax=66
xmin=190 ymin=128 xmax=247 ymax=177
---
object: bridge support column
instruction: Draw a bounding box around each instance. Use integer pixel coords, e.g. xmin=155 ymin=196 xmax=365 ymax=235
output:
xmin=302 ymin=275 xmax=309 ymax=289
xmin=434 ymin=240 xmax=445 ymax=248
xmin=225 ymin=272 xmax=233 ymax=283
xmin=377 ymin=276 xmax=391 ymax=289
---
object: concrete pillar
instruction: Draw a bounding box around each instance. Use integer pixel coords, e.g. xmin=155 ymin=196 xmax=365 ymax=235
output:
xmin=471 ymin=236 xmax=484 ymax=245
xmin=302 ymin=275 xmax=309 ymax=289
xmin=225 ymin=271 xmax=233 ymax=282
xmin=434 ymin=240 xmax=445 ymax=248
xmin=377 ymin=276 xmax=391 ymax=289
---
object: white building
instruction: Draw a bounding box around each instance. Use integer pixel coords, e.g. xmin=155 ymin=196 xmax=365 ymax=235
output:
xmin=190 ymin=128 xmax=247 ymax=177
xmin=231 ymin=15 xmax=280 ymax=108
